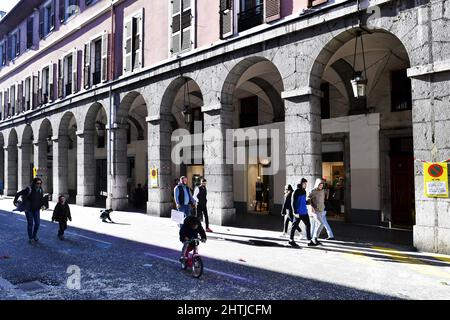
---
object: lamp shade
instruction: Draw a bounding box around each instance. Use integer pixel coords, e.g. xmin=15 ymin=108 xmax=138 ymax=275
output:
xmin=351 ymin=71 xmax=368 ymax=98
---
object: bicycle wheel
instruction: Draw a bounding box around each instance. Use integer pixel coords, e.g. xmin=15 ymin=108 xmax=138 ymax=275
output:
xmin=192 ymin=256 xmax=203 ymax=278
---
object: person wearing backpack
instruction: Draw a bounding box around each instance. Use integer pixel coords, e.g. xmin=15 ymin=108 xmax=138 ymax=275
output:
xmin=13 ymin=178 xmax=47 ymax=244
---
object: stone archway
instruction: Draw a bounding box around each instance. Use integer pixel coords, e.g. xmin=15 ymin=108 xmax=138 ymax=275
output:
xmin=19 ymin=125 xmax=34 ymax=190
xmin=36 ymin=119 xmax=53 ymax=196
xmin=5 ymin=129 xmax=18 ymax=196
xmin=77 ymin=103 xmax=108 ymax=207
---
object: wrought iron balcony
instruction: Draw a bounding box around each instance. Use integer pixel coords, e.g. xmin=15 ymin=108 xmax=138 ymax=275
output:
xmin=238 ymin=4 xmax=264 ymax=33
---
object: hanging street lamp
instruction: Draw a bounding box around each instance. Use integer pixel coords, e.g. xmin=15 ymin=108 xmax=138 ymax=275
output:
xmin=350 ymin=30 xmax=368 ymax=99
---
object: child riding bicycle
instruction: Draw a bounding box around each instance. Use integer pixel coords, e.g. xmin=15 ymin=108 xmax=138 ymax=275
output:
xmin=179 ymin=216 xmax=207 ymax=262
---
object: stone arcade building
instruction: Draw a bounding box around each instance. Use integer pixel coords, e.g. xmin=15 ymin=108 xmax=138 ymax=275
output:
xmin=0 ymin=0 xmax=449 ymax=253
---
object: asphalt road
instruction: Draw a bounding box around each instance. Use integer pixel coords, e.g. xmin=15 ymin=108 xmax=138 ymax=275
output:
xmin=0 ymin=204 xmax=449 ymax=300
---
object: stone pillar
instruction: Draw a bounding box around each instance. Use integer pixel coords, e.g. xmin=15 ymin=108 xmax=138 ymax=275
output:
xmin=18 ymin=142 xmax=32 ymax=189
xmin=4 ymin=145 xmax=18 ymax=196
xmin=76 ymin=130 xmax=96 ymax=206
xmin=411 ymin=73 xmax=450 ymax=254
xmin=282 ymin=88 xmax=323 ymax=188
xmin=52 ymin=135 xmax=69 ymax=199
xmin=106 ymin=124 xmax=128 ymax=210
xmin=34 ymin=141 xmax=49 ymax=194
xmin=0 ymin=147 xmax=4 ymax=195
xmin=203 ymin=105 xmax=235 ymax=226
xmin=147 ymin=114 xmax=173 ymax=217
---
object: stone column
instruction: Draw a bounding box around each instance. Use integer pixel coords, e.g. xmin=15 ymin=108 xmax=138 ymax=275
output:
xmin=282 ymin=88 xmax=323 ymax=188
xmin=34 ymin=141 xmax=49 ymax=194
xmin=52 ymin=135 xmax=69 ymax=198
xmin=106 ymin=124 xmax=128 ymax=210
xmin=4 ymin=145 xmax=18 ymax=196
xmin=18 ymin=142 xmax=32 ymax=189
xmin=0 ymin=147 xmax=4 ymax=195
xmin=147 ymin=114 xmax=173 ymax=217
xmin=76 ymin=130 xmax=96 ymax=206
xmin=203 ymin=104 xmax=235 ymax=226
xmin=411 ymin=73 xmax=450 ymax=254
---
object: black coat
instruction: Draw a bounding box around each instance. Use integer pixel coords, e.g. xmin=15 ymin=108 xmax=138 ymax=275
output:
xmin=14 ymin=186 xmax=45 ymax=212
xmin=179 ymin=216 xmax=207 ymax=242
xmin=52 ymin=203 xmax=72 ymax=222
xmin=281 ymin=191 xmax=293 ymax=218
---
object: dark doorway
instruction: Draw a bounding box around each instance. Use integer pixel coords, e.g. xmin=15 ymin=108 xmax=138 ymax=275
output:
xmin=390 ymin=137 xmax=415 ymax=227
xmin=95 ymin=159 xmax=107 ymax=200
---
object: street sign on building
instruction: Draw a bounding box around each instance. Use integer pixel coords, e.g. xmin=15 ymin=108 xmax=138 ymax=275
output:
xmin=424 ymin=162 xmax=449 ymax=198
xmin=150 ymin=167 xmax=158 ymax=188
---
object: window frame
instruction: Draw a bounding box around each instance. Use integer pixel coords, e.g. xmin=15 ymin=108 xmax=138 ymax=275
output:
xmin=170 ymin=0 xmax=196 ymax=56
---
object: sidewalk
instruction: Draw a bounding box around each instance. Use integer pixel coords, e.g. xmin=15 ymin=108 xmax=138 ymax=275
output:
xmin=232 ymin=212 xmax=414 ymax=248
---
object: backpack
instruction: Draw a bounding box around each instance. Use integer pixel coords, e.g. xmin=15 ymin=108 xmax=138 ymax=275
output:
xmin=15 ymin=187 xmax=32 ymax=212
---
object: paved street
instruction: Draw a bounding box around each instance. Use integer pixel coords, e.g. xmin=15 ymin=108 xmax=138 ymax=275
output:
xmin=0 ymin=198 xmax=449 ymax=300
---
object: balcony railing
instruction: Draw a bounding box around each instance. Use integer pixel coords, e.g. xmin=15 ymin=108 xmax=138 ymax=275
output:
xmin=238 ymin=4 xmax=264 ymax=33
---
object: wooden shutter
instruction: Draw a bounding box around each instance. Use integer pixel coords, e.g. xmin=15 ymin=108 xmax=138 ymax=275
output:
xmin=123 ymin=19 xmax=132 ymax=73
xmin=49 ymin=63 xmax=54 ymax=102
xmin=265 ymin=0 xmax=281 ymax=23
xmin=72 ymin=50 xmax=78 ymax=93
xmin=135 ymin=10 xmax=144 ymax=70
xmin=25 ymin=78 xmax=30 ymax=110
xmin=5 ymin=89 xmax=9 ymax=117
xmin=32 ymin=73 xmax=38 ymax=108
xmin=50 ymin=0 xmax=56 ymax=31
xmin=171 ymin=0 xmax=181 ymax=54
xmin=83 ymin=42 xmax=90 ymax=88
xmin=60 ymin=0 xmax=66 ymax=23
xmin=180 ymin=0 xmax=192 ymax=51
xmin=16 ymin=29 xmax=21 ymax=57
xmin=39 ymin=7 xmax=45 ymax=39
xmin=58 ymin=59 xmax=64 ymax=98
xmin=18 ymin=82 xmax=23 ymax=113
xmin=220 ymin=0 xmax=233 ymax=39
xmin=11 ymin=85 xmax=16 ymax=115
xmin=101 ymin=32 xmax=109 ymax=82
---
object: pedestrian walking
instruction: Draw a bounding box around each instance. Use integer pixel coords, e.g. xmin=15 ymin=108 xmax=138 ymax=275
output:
xmin=280 ymin=184 xmax=301 ymax=237
xmin=310 ymin=179 xmax=335 ymax=241
xmin=309 ymin=178 xmax=334 ymax=245
xmin=174 ymin=176 xmax=197 ymax=219
xmin=193 ymin=178 xmax=212 ymax=233
xmin=52 ymin=195 xmax=72 ymax=240
xmin=289 ymin=179 xmax=312 ymax=247
xmin=13 ymin=178 xmax=47 ymax=244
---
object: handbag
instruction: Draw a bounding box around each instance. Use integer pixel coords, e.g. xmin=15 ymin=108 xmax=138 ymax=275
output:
xmin=171 ymin=209 xmax=185 ymax=224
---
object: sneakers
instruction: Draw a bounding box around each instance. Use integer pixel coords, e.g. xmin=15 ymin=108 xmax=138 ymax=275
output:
xmin=289 ymin=240 xmax=300 ymax=248
xmin=206 ymin=228 xmax=213 ymax=233
xmin=307 ymin=241 xmax=318 ymax=247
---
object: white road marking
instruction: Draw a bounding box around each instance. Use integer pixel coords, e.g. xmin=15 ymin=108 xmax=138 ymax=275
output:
xmin=65 ymin=231 xmax=112 ymax=245
xmin=0 ymin=276 xmax=31 ymax=300
xmin=144 ymin=252 xmax=255 ymax=283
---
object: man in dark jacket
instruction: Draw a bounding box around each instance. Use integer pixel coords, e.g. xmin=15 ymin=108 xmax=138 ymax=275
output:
xmin=14 ymin=178 xmax=47 ymax=244
xmin=52 ymin=195 xmax=72 ymax=240
xmin=193 ymin=179 xmax=212 ymax=232
xmin=289 ymin=178 xmax=312 ymax=247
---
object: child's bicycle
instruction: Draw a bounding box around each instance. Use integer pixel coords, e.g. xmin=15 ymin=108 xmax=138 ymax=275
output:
xmin=181 ymin=238 xmax=204 ymax=278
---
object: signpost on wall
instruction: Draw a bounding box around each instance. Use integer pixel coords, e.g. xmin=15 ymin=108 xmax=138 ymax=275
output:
xmin=33 ymin=167 xmax=37 ymax=179
xmin=150 ymin=167 xmax=158 ymax=188
xmin=424 ymin=162 xmax=449 ymax=198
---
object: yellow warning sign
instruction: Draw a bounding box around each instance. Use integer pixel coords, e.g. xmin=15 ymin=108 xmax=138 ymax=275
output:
xmin=424 ymin=162 xmax=449 ymax=198
xmin=33 ymin=167 xmax=37 ymax=178
xmin=150 ymin=167 xmax=158 ymax=188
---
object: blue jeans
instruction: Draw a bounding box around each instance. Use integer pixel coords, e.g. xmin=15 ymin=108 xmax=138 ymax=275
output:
xmin=25 ymin=210 xmax=40 ymax=240
xmin=179 ymin=205 xmax=191 ymax=219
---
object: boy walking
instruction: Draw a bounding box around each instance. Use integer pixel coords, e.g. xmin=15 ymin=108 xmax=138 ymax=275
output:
xmin=52 ymin=195 xmax=72 ymax=240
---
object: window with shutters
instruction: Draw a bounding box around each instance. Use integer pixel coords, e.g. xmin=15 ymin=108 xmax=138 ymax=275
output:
xmin=60 ymin=0 xmax=79 ymax=23
xmin=123 ymin=9 xmax=144 ymax=74
xmin=8 ymin=30 xmax=20 ymax=60
xmin=238 ymin=0 xmax=264 ymax=32
xmin=40 ymin=0 xmax=56 ymax=39
xmin=27 ymin=16 xmax=34 ymax=49
xmin=171 ymin=0 xmax=194 ymax=55
xmin=93 ymin=38 xmax=102 ymax=85
xmin=220 ymin=0 xmax=234 ymax=39
xmin=64 ymin=54 xmax=73 ymax=95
